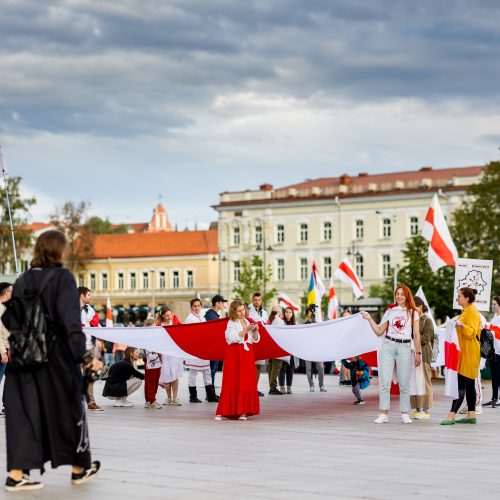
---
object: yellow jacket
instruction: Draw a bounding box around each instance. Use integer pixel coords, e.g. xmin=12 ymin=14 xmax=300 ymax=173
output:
xmin=456 ymin=304 xmax=481 ymax=379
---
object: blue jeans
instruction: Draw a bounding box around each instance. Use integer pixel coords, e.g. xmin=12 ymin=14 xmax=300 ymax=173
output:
xmin=0 ymin=355 xmax=7 ymax=385
xmin=104 ymin=353 xmax=114 ymax=366
xmin=378 ymin=339 xmax=412 ymax=412
xmin=210 ymin=360 xmax=219 ymax=385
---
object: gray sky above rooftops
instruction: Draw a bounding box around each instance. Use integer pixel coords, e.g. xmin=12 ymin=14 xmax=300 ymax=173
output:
xmin=1 ymin=0 xmax=499 ymax=228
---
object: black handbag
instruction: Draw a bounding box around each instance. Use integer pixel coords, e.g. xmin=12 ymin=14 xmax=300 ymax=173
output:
xmin=477 ymin=328 xmax=495 ymax=360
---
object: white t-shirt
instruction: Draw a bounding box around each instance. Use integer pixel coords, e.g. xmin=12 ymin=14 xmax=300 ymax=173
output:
xmin=380 ymin=306 xmax=419 ymax=340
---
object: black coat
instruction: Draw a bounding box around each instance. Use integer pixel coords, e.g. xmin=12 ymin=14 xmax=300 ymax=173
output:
xmin=103 ymin=359 xmax=144 ymax=398
xmin=2 ymin=266 xmax=91 ymax=473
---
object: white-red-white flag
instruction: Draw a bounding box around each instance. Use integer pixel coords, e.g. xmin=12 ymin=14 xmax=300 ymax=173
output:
xmin=106 ymin=297 xmax=114 ymax=328
xmin=278 ymin=292 xmax=300 ymax=312
xmin=334 ymin=258 xmax=364 ymax=299
xmin=444 ymin=320 xmax=460 ymax=399
xmin=327 ymin=278 xmax=339 ymax=319
xmin=422 ymin=193 xmax=458 ymax=272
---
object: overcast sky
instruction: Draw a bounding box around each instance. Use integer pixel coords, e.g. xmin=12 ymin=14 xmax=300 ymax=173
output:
xmin=1 ymin=0 xmax=499 ymax=228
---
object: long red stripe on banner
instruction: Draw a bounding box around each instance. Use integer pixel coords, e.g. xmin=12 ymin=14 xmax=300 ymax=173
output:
xmin=430 ymin=229 xmax=456 ymax=266
xmin=339 ymin=262 xmax=363 ymax=291
xmin=444 ymin=340 xmax=460 ymax=371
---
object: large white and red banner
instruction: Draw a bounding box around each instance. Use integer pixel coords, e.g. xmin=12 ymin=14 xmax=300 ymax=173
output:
xmin=86 ymin=313 xmax=379 ymax=363
xmin=444 ymin=320 xmax=460 ymax=399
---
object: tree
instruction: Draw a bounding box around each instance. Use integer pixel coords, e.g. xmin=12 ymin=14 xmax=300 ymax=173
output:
xmin=85 ymin=216 xmax=128 ymax=235
xmin=0 ymin=176 xmax=36 ymax=274
xmin=451 ymin=161 xmax=500 ymax=292
xmin=369 ymin=235 xmax=455 ymax=322
xmin=50 ymin=201 xmax=94 ymax=274
xmin=232 ymin=255 xmax=277 ymax=305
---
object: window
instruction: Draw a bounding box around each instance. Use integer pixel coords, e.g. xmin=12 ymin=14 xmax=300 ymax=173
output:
xmin=323 ymin=257 xmax=332 ymax=280
xmin=117 ymin=273 xmax=124 ymax=290
xmin=78 ymin=274 xmax=84 ymax=287
xmin=299 ymin=223 xmax=308 ymax=243
xmin=276 ymin=224 xmax=285 ymax=244
xmin=410 ymin=216 xmax=419 ymax=236
xmin=355 ymin=255 xmax=364 ymax=278
xmin=277 ymin=258 xmax=285 ymax=281
xmin=142 ymin=272 xmax=149 ymax=289
xmin=323 ymin=221 xmax=332 ymax=241
xmin=159 ymin=271 xmax=166 ymax=289
xmin=233 ymin=261 xmax=241 ymax=282
xmin=255 ymin=225 xmax=262 ymax=245
xmin=172 ymin=271 xmax=180 ymax=288
xmin=382 ymin=218 xmax=391 ymax=238
xmin=355 ymin=220 xmax=364 ymax=240
xmin=130 ymin=272 xmax=136 ymax=289
xmin=102 ymin=273 xmax=108 ymax=290
xmin=233 ymin=227 xmax=240 ymax=246
xmin=382 ymin=254 xmax=391 ymax=277
xmin=300 ymin=258 xmax=308 ymax=280
xmin=186 ymin=270 xmax=194 ymax=288
xmin=90 ymin=273 xmax=96 ymax=290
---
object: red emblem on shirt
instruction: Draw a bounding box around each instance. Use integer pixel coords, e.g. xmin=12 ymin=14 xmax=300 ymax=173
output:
xmin=392 ymin=317 xmax=407 ymax=332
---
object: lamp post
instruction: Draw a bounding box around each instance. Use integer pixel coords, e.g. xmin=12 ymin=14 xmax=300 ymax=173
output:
xmin=150 ymin=268 xmax=156 ymax=317
xmin=255 ymin=217 xmax=273 ymax=298
xmin=212 ymin=253 xmax=227 ymax=295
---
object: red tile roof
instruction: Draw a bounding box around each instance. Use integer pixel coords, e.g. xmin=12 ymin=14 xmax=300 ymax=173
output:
xmin=91 ymin=229 xmax=218 ymax=259
xmin=21 ymin=222 xmax=53 ymax=232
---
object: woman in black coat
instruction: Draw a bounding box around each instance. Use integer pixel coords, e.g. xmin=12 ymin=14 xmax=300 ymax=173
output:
xmin=103 ymin=347 xmax=144 ymax=407
xmin=1 ymin=231 xmax=101 ymax=492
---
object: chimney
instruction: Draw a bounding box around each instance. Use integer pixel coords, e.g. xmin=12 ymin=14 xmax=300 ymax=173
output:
xmin=358 ymin=172 xmax=368 ymax=177
xmin=339 ymin=174 xmax=352 ymax=185
xmin=259 ymin=183 xmax=273 ymax=191
xmin=420 ymin=166 xmax=433 ymax=172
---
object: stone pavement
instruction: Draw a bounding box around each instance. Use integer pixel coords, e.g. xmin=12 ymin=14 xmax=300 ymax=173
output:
xmin=0 ymin=372 xmax=498 ymax=499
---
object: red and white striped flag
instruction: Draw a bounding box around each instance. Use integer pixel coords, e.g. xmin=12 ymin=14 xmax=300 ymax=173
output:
xmin=278 ymin=292 xmax=300 ymax=312
xmin=444 ymin=320 xmax=460 ymax=399
xmin=422 ymin=193 xmax=458 ymax=272
xmin=327 ymin=278 xmax=339 ymax=319
xmin=334 ymin=258 xmax=364 ymax=299
xmin=105 ymin=297 xmax=114 ymax=328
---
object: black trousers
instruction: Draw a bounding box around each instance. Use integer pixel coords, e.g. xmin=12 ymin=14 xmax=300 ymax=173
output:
xmin=278 ymin=361 xmax=294 ymax=387
xmin=450 ymin=373 xmax=476 ymax=413
xmin=490 ymin=355 xmax=500 ymax=400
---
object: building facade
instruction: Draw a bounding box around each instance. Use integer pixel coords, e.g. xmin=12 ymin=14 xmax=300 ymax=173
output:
xmin=213 ymin=166 xmax=484 ymax=306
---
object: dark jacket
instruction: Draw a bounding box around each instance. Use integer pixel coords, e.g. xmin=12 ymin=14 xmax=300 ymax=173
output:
xmin=2 ymin=266 xmax=90 ymax=472
xmin=204 ymin=308 xmax=220 ymax=321
xmin=103 ymin=359 xmax=144 ymax=398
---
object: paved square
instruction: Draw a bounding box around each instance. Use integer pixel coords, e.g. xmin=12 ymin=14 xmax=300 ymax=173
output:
xmin=0 ymin=372 xmax=498 ymax=499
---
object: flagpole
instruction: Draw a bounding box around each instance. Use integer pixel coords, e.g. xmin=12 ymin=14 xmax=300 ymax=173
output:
xmin=0 ymin=146 xmax=20 ymax=276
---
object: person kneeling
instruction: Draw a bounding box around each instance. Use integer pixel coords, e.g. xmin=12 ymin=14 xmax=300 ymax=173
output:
xmin=103 ymin=347 xmax=144 ymax=407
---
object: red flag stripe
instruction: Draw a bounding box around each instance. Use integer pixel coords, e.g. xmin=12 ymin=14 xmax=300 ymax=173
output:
xmin=444 ymin=340 xmax=460 ymax=371
xmin=339 ymin=262 xmax=363 ymax=291
xmin=430 ymin=229 xmax=456 ymax=266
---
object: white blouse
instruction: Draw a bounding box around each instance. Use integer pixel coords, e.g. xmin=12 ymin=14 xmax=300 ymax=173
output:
xmin=225 ymin=318 xmax=261 ymax=351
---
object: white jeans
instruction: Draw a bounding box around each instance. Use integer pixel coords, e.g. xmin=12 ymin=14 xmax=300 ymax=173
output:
xmin=379 ymin=339 xmax=412 ymax=412
xmin=188 ymin=368 xmax=211 ymax=387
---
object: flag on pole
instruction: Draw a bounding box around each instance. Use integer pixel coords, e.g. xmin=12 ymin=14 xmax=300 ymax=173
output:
xmin=327 ymin=278 xmax=339 ymax=320
xmin=334 ymin=258 xmax=364 ymax=298
xmin=422 ymin=193 xmax=458 ymax=271
xmin=106 ymin=297 xmax=114 ymax=328
xmin=415 ymin=286 xmax=437 ymax=329
xmin=278 ymin=292 xmax=300 ymax=312
xmin=307 ymin=260 xmax=326 ymax=321
xmin=444 ymin=321 xmax=460 ymax=399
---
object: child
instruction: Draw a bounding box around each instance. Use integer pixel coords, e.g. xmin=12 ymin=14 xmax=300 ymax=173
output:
xmin=341 ymin=357 xmax=370 ymax=405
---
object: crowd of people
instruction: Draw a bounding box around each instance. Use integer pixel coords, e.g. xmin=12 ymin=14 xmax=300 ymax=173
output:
xmin=0 ymin=229 xmax=498 ymax=491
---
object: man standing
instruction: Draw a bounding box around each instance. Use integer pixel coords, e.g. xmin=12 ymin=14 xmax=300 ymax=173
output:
xmin=79 ymin=287 xmax=103 ymax=412
xmin=0 ymin=282 xmax=12 ymax=417
xmin=185 ymin=298 xmax=219 ymax=403
xmin=248 ymin=292 xmax=269 ymax=397
xmin=205 ymin=294 xmax=227 ymax=385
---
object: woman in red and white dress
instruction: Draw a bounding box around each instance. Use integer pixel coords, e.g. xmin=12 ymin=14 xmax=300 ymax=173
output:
xmin=215 ymin=300 xmax=260 ymax=421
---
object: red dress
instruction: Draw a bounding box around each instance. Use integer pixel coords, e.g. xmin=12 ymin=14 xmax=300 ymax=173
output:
xmin=216 ymin=323 xmax=260 ymax=419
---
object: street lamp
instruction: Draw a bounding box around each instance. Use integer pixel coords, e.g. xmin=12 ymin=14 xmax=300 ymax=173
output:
xmin=150 ymin=268 xmax=156 ymax=317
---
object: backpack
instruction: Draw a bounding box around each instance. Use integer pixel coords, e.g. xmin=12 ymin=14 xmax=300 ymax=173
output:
xmin=478 ymin=328 xmax=495 ymax=360
xmin=4 ymin=269 xmax=57 ymax=370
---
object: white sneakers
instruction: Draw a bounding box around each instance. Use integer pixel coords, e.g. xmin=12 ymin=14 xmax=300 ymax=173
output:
xmin=113 ymin=399 xmax=133 ymax=407
xmin=374 ymin=413 xmax=413 ymax=424
xmin=374 ymin=413 xmax=389 ymax=424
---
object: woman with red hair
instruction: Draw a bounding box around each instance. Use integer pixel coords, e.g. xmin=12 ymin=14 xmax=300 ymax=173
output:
xmin=362 ymin=285 xmax=421 ymax=424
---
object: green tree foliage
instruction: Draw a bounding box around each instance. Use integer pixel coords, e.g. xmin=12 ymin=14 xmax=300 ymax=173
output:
xmin=232 ymin=255 xmax=277 ymax=306
xmin=85 ymin=216 xmax=128 ymax=235
xmin=51 ymin=201 xmax=94 ymax=274
xmin=451 ymin=161 xmax=499 ymax=292
xmin=0 ymin=176 xmax=36 ymax=274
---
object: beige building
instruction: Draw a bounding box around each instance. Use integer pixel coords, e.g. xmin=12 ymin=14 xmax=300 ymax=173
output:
xmin=213 ymin=165 xmax=484 ymax=306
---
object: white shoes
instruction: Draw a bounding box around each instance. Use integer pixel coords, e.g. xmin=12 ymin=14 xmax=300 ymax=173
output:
xmin=475 ymin=405 xmax=483 ymax=414
xmin=320 ymin=386 xmax=327 ymax=392
xmin=401 ymin=414 xmax=413 ymax=424
xmin=309 ymin=385 xmax=315 ymax=392
xmin=374 ymin=413 xmax=389 ymax=424
xmin=214 ymin=415 xmax=223 ymax=421
xmin=113 ymin=399 xmax=133 ymax=407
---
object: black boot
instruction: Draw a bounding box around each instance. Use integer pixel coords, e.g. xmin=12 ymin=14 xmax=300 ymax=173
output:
xmin=205 ymin=384 xmax=220 ymax=402
xmin=189 ymin=386 xmax=202 ymax=403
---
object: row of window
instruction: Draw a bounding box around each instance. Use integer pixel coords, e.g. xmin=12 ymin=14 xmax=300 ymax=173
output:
xmin=231 ymin=217 xmax=419 ymax=246
xmin=80 ymin=270 xmax=195 ymax=291
xmin=231 ymin=254 xmax=393 ymax=282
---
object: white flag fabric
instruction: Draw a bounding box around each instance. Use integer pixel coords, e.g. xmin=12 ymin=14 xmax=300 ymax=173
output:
xmin=334 ymin=258 xmax=364 ymax=298
xmin=327 ymin=278 xmax=339 ymax=319
xmin=278 ymin=292 xmax=300 ymax=312
xmin=105 ymin=297 xmax=113 ymax=328
xmin=444 ymin=320 xmax=460 ymax=399
xmin=422 ymin=193 xmax=458 ymax=271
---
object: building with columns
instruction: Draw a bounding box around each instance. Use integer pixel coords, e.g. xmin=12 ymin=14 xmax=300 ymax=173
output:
xmin=212 ymin=165 xmax=484 ymax=306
